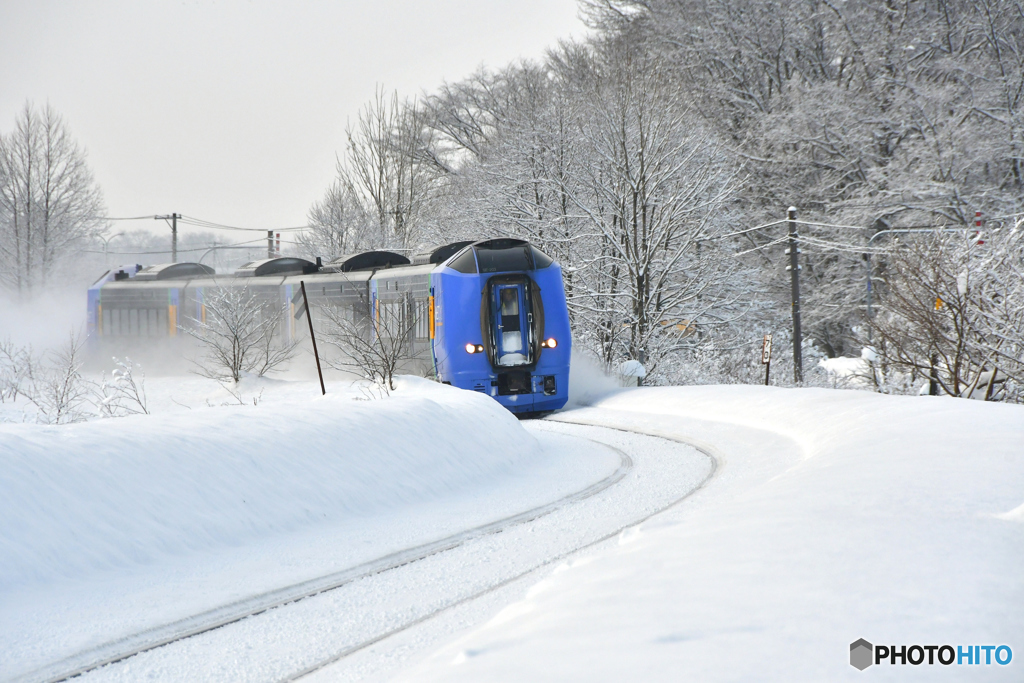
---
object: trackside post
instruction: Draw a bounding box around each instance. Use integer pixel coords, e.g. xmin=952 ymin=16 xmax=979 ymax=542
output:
xmin=761 ymin=333 xmax=772 ymax=385
xmin=298 ymin=280 xmax=326 ymax=395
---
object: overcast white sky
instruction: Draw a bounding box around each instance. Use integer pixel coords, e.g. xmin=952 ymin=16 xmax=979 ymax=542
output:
xmin=0 ymin=0 xmax=585 ymax=239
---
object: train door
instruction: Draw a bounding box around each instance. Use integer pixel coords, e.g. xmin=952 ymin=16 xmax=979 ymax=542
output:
xmin=493 ymin=283 xmax=529 ymax=367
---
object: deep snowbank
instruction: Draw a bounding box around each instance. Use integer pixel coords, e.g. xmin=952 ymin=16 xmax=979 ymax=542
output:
xmin=405 ymin=386 xmax=1024 ymax=682
xmin=597 ymin=383 xmax=1024 ymax=462
xmin=0 ymin=378 xmax=539 ymax=589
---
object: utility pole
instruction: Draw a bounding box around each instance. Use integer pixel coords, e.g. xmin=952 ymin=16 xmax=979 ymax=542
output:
xmin=155 ymin=213 xmax=181 ymax=262
xmin=786 ymin=206 xmax=803 ymax=383
xmin=267 ymin=230 xmax=274 ymax=259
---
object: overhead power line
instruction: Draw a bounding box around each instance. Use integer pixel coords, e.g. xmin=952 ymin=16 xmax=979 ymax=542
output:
xmin=714 ymin=219 xmax=785 ymax=240
xmin=83 ymin=237 xmax=269 ymax=257
xmin=179 ymin=215 xmax=310 ymax=232
xmin=97 ymin=213 xmax=310 ymax=233
xmin=792 ymin=219 xmax=875 ymax=231
xmin=732 ymin=236 xmax=789 ymax=256
xmin=797 ymin=234 xmax=888 ymax=254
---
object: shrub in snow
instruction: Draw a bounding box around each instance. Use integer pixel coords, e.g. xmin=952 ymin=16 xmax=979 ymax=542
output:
xmin=96 ymin=357 xmax=149 ymax=417
xmin=187 ymin=286 xmax=297 ymax=384
xmin=317 ymin=294 xmax=426 ymax=395
xmin=19 ymin=333 xmax=93 ymax=424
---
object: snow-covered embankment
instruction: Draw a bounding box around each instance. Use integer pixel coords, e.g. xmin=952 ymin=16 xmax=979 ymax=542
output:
xmin=0 ymin=378 xmax=545 ymax=590
xmin=404 ymin=386 xmax=1024 ymax=682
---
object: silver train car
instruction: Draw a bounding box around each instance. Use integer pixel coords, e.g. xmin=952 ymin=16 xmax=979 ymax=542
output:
xmin=87 ymin=251 xmax=432 ymax=372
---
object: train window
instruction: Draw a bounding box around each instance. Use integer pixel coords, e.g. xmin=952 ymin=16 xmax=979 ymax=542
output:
xmin=414 ymin=299 xmax=429 ymax=340
xmin=379 ymin=300 xmax=405 ymax=336
xmin=531 ymin=246 xmax=554 ymax=269
xmin=447 ymin=247 xmax=477 ymax=273
xmin=500 ymin=288 xmax=519 ymax=316
xmin=476 ymin=245 xmax=533 ymax=273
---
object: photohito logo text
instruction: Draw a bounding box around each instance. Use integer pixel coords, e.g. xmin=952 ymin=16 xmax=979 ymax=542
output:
xmin=849 ymin=639 xmax=1012 ymax=671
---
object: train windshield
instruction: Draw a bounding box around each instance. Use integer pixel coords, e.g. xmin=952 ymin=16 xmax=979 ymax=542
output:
xmin=477 ymin=245 xmax=533 ymax=274
xmin=494 ymin=284 xmax=530 ymax=366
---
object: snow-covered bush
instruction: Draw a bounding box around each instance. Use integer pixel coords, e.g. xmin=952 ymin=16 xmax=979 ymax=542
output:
xmin=96 ymin=357 xmax=149 ymax=417
xmin=187 ymin=286 xmax=297 ymax=383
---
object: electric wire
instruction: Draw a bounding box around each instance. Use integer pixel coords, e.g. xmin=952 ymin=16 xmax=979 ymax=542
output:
xmin=83 ymin=237 xmax=269 ymax=257
xmin=792 ymin=219 xmax=875 ymax=231
xmin=713 ymin=219 xmax=785 ymax=240
xmin=97 ymin=214 xmax=311 ymax=233
xmin=796 ymin=234 xmax=888 ymax=254
xmin=179 ymin=215 xmax=310 ymax=232
xmin=733 ymin=236 xmax=789 ymax=256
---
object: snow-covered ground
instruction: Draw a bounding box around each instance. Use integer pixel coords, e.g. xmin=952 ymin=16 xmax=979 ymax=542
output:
xmin=0 ymin=376 xmax=625 ymax=681
xmin=3 ymin=373 xmax=1021 ymax=682
xmin=403 ymin=386 xmax=1024 ymax=681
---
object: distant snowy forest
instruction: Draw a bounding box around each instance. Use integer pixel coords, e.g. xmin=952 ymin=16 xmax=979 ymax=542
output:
xmin=2 ymin=0 xmax=1024 ymax=401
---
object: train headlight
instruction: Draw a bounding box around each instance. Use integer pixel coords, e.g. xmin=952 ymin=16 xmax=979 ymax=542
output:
xmin=465 ymin=343 xmax=485 ymax=354
xmin=542 ymin=337 xmax=557 ymax=348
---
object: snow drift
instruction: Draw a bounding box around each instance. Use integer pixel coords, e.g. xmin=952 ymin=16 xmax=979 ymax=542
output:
xmin=404 ymin=386 xmax=1024 ymax=682
xmin=0 ymin=378 xmax=539 ymax=589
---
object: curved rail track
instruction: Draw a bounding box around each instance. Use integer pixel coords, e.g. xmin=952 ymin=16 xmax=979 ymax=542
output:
xmin=17 ymin=418 xmax=718 ymax=683
xmin=281 ymin=417 xmax=720 ymax=681
xmin=17 ymin=440 xmax=629 ymax=683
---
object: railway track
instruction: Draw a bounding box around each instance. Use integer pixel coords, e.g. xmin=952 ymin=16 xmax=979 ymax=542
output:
xmin=15 ymin=437 xmax=630 ymax=683
xmin=15 ymin=419 xmax=717 ymax=683
xmin=281 ymin=418 xmax=720 ymax=681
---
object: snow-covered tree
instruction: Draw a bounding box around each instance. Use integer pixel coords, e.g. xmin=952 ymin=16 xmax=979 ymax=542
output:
xmin=0 ymin=102 xmax=106 ymax=294
xmin=869 ymin=227 xmax=1024 ymax=399
xmin=301 ymin=0 xmax=1024 ymax=395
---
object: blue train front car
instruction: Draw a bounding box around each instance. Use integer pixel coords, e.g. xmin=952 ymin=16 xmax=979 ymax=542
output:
xmin=431 ymin=239 xmax=571 ymax=415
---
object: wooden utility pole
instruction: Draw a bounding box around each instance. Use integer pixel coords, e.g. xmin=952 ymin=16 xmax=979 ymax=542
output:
xmin=155 ymin=213 xmax=181 ymax=262
xmin=786 ymin=207 xmax=803 ymax=383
